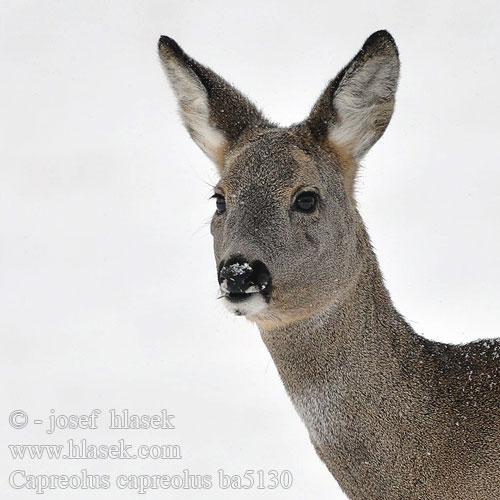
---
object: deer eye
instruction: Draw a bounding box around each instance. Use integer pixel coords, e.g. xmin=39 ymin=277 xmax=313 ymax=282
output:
xmin=294 ymin=191 xmax=317 ymax=213
xmin=213 ymin=194 xmax=226 ymax=214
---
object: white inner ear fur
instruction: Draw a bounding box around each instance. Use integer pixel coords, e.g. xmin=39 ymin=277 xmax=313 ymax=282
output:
xmin=328 ymin=55 xmax=397 ymax=161
xmin=162 ymin=60 xmax=227 ymax=163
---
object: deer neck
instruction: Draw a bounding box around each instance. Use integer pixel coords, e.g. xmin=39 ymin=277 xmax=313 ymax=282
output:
xmin=259 ymin=245 xmax=422 ymax=469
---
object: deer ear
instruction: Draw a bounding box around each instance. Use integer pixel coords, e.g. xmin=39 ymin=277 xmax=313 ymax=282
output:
xmin=306 ymin=30 xmax=400 ymax=165
xmin=158 ymin=36 xmax=272 ymax=170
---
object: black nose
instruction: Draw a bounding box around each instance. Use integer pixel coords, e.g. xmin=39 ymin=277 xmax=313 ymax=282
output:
xmin=218 ymin=257 xmax=271 ymax=296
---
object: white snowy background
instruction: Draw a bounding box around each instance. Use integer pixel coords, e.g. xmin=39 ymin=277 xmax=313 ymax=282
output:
xmin=1 ymin=1 xmax=499 ymax=499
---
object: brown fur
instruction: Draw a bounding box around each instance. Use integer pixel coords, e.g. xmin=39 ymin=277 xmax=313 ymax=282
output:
xmin=158 ymin=31 xmax=500 ymax=499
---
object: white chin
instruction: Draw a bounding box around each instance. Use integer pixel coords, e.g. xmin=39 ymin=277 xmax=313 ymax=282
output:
xmin=222 ymin=293 xmax=268 ymax=317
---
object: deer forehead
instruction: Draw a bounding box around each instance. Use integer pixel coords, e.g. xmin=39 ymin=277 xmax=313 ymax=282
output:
xmin=218 ymin=129 xmax=339 ymax=199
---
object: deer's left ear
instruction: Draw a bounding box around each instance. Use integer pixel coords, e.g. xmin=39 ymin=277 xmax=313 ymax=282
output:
xmin=306 ymin=30 xmax=400 ymax=166
xmin=158 ymin=36 xmax=272 ymax=171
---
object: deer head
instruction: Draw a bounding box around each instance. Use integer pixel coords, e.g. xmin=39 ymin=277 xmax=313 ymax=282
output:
xmin=158 ymin=31 xmax=400 ymax=330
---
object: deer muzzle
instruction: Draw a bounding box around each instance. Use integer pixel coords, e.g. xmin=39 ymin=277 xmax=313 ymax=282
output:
xmin=218 ymin=257 xmax=271 ymax=316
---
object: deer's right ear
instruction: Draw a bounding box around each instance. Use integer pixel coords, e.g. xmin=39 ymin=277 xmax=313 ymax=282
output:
xmin=305 ymin=30 xmax=400 ymax=186
xmin=158 ymin=36 xmax=271 ymax=171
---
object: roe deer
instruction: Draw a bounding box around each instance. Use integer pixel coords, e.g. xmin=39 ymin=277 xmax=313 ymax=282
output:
xmin=158 ymin=31 xmax=500 ymax=499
